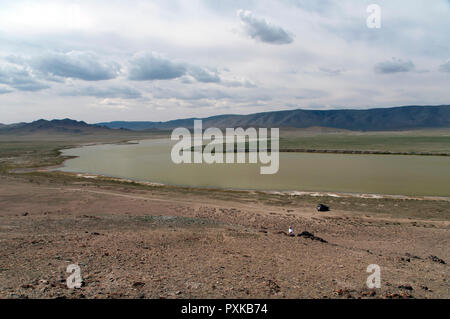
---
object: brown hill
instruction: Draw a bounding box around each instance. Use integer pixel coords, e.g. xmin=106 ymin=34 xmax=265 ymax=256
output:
xmin=0 ymin=119 xmax=116 ymax=135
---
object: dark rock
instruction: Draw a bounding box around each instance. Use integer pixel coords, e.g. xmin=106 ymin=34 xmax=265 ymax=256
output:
xmin=132 ymin=282 xmax=145 ymax=288
xmin=297 ymin=231 xmax=328 ymax=243
xmin=267 ymin=280 xmax=280 ymax=294
xmin=361 ymin=290 xmax=376 ymax=297
xmin=405 ymin=253 xmax=421 ymax=260
xmin=428 ymin=255 xmax=446 ymax=264
xmin=385 ymin=292 xmax=414 ymax=299
xmin=298 ymin=231 xmax=314 ymax=238
xmin=20 ymin=284 xmax=34 ymax=289
xmin=336 ymin=288 xmax=352 ymax=298
xmin=398 ymin=285 xmax=413 ymax=291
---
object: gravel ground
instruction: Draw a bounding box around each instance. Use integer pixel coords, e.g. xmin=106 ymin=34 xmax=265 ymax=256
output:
xmin=0 ymin=176 xmax=448 ymax=299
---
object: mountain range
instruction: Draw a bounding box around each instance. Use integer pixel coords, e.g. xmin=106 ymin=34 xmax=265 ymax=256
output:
xmin=1 ymin=105 xmax=449 ymax=134
xmin=0 ymin=119 xmax=113 ymax=135
xmin=97 ymin=105 xmax=450 ymax=131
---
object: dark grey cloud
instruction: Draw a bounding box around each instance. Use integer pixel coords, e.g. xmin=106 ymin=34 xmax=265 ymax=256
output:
xmin=439 ymin=59 xmax=450 ymax=73
xmin=374 ymin=58 xmax=415 ymax=74
xmin=62 ymin=85 xmax=142 ymax=99
xmin=0 ymin=64 xmax=49 ymax=91
xmin=128 ymin=52 xmax=187 ymax=81
xmin=129 ymin=52 xmax=221 ymax=83
xmin=128 ymin=51 xmax=255 ymax=88
xmin=31 ymin=51 xmax=119 ymax=81
xmin=237 ymin=10 xmax=294 ymax=45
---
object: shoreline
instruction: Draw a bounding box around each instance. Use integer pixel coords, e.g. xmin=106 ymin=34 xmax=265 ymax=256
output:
xmin=48 ymin=170 xmax=450 ymax=202
xmin=279 ymin=148 xmax=450 ymax=156
xmin=190 ymin=144 xmax=450 ymax=156
xmin=8 ymin=138 xmax=450 ymax=202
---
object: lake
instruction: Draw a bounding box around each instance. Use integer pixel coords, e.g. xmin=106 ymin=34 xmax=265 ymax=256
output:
xmin=57 ymin=138 xmax=450 ymax=197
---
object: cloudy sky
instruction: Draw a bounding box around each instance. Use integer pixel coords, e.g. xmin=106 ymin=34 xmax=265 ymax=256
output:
xmin=0 ymin=0 xmax=449 ymax=124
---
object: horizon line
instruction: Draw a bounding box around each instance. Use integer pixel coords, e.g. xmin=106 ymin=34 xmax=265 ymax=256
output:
xmin=1 ymin=104 xmax=449 ymax=125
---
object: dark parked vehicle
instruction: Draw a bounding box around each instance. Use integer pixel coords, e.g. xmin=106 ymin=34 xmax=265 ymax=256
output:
xmin=317 ymin=204 xmax=330 ymax=212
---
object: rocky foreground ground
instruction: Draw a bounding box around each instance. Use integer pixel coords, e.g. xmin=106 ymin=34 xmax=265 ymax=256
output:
xmin=0 ymin=175 xmax=448 ymax=299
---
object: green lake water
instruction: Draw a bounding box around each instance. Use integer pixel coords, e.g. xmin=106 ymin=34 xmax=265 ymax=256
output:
xmin=57 ymin=139 xmax=450 ymax=197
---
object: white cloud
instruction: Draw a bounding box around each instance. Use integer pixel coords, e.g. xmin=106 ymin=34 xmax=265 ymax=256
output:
xmin=0 ymin=62 xmax=49 ymax=91
xmin=0 ymin=0 xmax=449 ymax=123
xmin=128 ymin=52 xmax=187 ymax=81
xmin=31 ymin=51 xmax=120 ymax=81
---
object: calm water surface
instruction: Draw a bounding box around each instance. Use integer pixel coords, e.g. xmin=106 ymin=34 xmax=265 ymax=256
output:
xmin=58 ymin=139 xmax=450 ymax=197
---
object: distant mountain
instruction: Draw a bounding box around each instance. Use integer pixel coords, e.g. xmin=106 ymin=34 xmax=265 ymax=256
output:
xmin=97 ymin=121 xmax=169 ymax=130
xmin=0 ymin=118 xmax=114 ymax=135
xmin=98 ymin=105 xmax=450 ymax=131
xmin=2 ymin=105 xmax=449 ymax=135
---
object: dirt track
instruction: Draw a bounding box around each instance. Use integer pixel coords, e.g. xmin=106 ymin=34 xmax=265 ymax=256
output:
xmin=0 ymin=175 xmax=448 ymax=299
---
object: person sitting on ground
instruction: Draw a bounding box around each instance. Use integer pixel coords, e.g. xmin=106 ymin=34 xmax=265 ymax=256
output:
xmin=288 ymin=226 xmax=294 ymax=237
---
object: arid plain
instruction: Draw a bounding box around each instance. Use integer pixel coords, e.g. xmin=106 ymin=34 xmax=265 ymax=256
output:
xmin=0 ymin=129 xmax=449 ymax=299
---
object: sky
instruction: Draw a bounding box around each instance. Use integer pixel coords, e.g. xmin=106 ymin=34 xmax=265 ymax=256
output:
xmin=0 ymin=0 xmax=449 ymax=124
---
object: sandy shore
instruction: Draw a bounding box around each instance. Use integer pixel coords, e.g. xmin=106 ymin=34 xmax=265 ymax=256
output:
xmin=0 ymin=173 xmax=448 ymax=299
xmin=38 ymin=170 xmax=450 ymax=203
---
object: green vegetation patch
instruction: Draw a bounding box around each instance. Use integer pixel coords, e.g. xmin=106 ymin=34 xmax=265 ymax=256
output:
xmin=278 ymin=132 xmax=450 ymax=155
